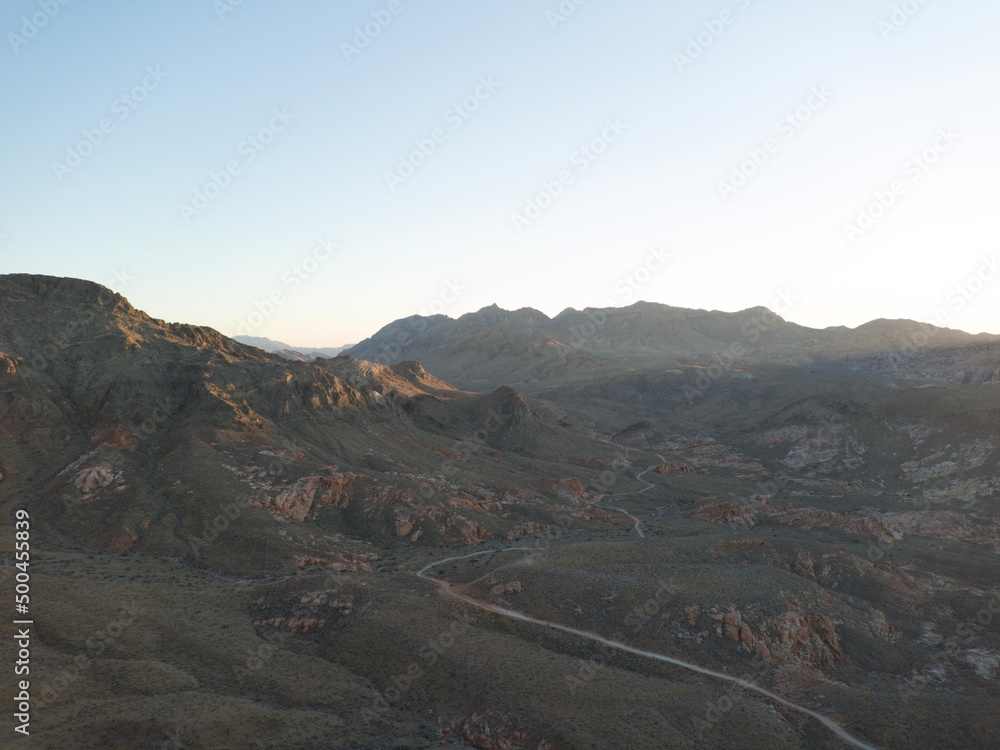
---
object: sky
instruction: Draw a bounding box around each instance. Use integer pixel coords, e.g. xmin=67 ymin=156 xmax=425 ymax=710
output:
xmin=2 ymin=0 xmax=998 ymax=347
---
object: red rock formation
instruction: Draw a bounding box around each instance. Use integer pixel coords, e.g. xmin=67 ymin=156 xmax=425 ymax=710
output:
xmin=251 ymin=591 xmax=355 ymax=633
xmin=770 ymin=610 xmax=843 ymax=669
xmin=448 ymin=493 xmax=502 ymax=512
xmin=430 ymin=446 xmax=464 ymax=461
xmin=504 ymin=522 xmax=551 ymax=540
xmin=265 ymin=473 xmax=373 ymax=521
xmin=293 ymin=555 xmax=374 ymax=572
xmin=655 ymin=461 xmax=697 ymax=475
xmin=259 ymin=447 xmax=306 ymax=460
xmin=90 ymin=426 xmax=135 ymax=451
xmin=490 ymin=580 xmax=522 ymax=597
xmin=793 ymin=550 xmax=817 ymax=581
xmin=690 ymin=496 xmax=775 ymax=526
xmin=705 ymin=605 xmax=843 ymax=668
xmin=75 ymin=464 xmax=118 ymax=494
xmin=711 ymin=610 xmax=762 ymax=654
xmin=107 ymin=534 xmax=138 ymax=553
xmin=395 ymin=516 xmax=414 ymax=537
xmin=441 ymin=711 xmax=551 ymax=750
xmin=684 ymin=606 xmax=701 ymax=627
xmin=531 ymin=477 xmax=593 ymax=503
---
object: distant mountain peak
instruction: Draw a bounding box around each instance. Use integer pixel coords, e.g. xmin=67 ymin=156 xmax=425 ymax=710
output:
xmin=0 ymin=273 xmax=272 ymax=366
xmin=460 ymin=304 xmax=550 ymax=325
xmin=2 ymin=273 xmax=137 ymax=316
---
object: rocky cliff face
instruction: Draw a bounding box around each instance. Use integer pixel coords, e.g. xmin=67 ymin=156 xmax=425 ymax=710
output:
xmin=0 ymin=274 xmax=631 ymax=574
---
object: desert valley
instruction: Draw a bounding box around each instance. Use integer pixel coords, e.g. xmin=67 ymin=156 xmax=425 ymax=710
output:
xmin=1 ymin=273 xmax=998 ymax=749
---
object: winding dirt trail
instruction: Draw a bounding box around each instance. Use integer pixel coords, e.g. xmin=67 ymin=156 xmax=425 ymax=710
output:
xmin=592 ymin=453 xmax=664 ymax=537
xmin=414 ymin=452 xmax=883 ymax=750
xmin=41 ymin=439 xmax=882 ymax=748
xmin=417 ymin=549 xmax=880 ymax=750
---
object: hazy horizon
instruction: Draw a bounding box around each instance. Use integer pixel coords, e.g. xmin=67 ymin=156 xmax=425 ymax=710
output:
xmin=15 ymin=271 xmax=998 ymax=349
xmin=246 ymin=297 xmax=1000 ymax=350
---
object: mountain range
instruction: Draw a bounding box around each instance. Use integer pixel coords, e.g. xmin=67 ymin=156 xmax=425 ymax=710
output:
xmin=345 ymin=301 xmax=1000 ymax=388
xmin=1 ymin=273 xmax=998 ymax=749
xmin=233 ymin=335 xmax=353 ymax=362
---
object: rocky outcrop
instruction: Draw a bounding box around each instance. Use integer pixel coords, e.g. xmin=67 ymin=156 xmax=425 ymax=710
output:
xmin=490 ymin=580 xmax=522 ymax=598
xmin=504 ymin=522 xmax=551 ymax=540
xmin=90 ymin=426 xmax=135 ymax=451
xmin=689 ymin=495 xmax=1000 ymax=550
xmin=474 ymin=386 xmax=536 ymax=451
xmin=250 ymin=589 xmax=357 ymax=633
xmin=531 ymin=477 xmax=593 ymax=504
xmin=689 ymin=495 xmax=773 ymax=526
xmin=793 ymin=550 xmax=816 ymax=581
xmin=440 ymin=710 xmax=550 ymax=750
xmin=59 ymin=448 xmax=127 ymax=503
xmin=394 ymin=515 xmax=415 ymax=537
xmin=448 ymin=493 xmax=502 ymax=512
xmin=770 ymin=610 xmax=843 ymax=669
xmin=106 ymin=533 xmax=138 ymax=553
xmin=263 ymin=473 xmax=373 ymax=521
xmin=711 ymin=610 xmax=768 ymax=657
xmin=654 ymin=461 xmax=697 ymax=475
xmin=700 ymin=606 xmax=844 ymax=669
xmin=293 ymin=553 xmax=376 ymax=572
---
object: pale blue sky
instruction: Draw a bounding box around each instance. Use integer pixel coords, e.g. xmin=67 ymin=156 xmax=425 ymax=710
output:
xmin=2 ymin=0 xmax=998 ymax=346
